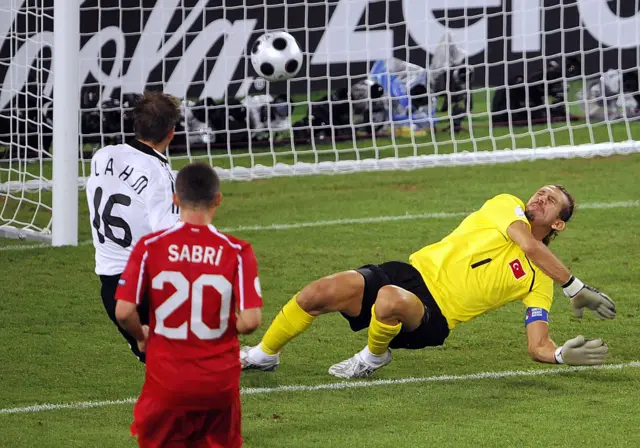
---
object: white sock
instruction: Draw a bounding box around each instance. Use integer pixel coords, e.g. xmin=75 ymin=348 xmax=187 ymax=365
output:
xmin=358 ymin=346 xmax=387 ymax=367
xmin=249 ymin=345 xmax=277 ymax=363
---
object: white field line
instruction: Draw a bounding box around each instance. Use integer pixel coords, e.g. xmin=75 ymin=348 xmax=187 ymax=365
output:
xmin=224 ymin=210 xmax=469 ymax=232
xmin=1 ymin=200 xmax=638 ymax=253
xmin=1 ymin=361 xmax=638 ymax=415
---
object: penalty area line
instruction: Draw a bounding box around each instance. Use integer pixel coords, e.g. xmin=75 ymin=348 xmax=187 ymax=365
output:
xmin=1 ymin=361 xmax=638 ymax=415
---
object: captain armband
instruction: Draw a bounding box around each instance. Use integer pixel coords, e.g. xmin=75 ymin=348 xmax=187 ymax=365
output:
xmin=524 ymin=307 xmax=549 ymax=326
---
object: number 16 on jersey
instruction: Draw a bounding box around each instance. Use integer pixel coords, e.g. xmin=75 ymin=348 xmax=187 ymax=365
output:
xmin=92 ymin=186 xmax=133 ymax=248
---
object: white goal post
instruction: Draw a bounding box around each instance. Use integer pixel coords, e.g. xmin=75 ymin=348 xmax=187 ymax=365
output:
xmin=1 ymin=0 xmax=640 ymax=245
xmin=51 ymin=0 xmax=80 ymax=246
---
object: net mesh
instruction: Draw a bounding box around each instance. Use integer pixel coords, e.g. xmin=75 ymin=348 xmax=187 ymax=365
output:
xmin=1 ymin=0 xmax=639 ymax=239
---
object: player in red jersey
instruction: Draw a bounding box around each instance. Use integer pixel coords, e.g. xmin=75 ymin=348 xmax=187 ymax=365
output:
xmin=115 ymin=162 xmax=263 ymax=447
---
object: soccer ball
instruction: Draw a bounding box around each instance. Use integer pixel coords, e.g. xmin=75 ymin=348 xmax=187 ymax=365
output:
xmin=250 ymin=31 xmax=303 ymax=82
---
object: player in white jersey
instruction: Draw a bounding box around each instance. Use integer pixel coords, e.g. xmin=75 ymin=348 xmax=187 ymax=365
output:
xmin=86 ymin=91 xmax=181 ymax=362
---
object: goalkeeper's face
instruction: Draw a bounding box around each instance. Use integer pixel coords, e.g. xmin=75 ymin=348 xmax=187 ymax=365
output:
xmin=525 ymin=185 xmax=570 ymax=230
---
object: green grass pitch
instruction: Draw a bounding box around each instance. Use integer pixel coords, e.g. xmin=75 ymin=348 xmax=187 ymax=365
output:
xmin=1 ymin=150 xmax=640 ymax=446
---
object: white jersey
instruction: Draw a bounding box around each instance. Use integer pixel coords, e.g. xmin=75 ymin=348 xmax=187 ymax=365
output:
xmin=86 ymin=140 xmax=180 ymax=275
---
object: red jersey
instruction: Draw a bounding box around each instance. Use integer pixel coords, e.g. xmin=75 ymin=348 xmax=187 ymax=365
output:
xmin=115 ymin=222 xmax=263 ymax=408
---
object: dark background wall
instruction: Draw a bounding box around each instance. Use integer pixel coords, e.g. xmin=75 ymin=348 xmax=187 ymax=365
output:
xmin=1 ymin=0 xmax=638 ymax=104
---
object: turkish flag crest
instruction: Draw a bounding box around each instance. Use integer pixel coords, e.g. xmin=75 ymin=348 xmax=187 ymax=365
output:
xmin=509 ymin=259 xmax=527 ymax=279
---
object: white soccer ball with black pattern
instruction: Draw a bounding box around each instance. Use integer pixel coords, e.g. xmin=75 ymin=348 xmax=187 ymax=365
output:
xmin=250 ymin=31 xmax=303 ymax=82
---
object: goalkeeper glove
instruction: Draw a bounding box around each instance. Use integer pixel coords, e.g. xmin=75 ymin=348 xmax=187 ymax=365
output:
xmin=562 ymin=276 xmax=616 ymax=319
xmin=554 ymin=335 xmax=608 ymax=366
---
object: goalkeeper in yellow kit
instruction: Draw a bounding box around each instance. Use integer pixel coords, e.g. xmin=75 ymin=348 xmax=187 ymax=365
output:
xmin=241 ymin=185 xmax=616 ymax=378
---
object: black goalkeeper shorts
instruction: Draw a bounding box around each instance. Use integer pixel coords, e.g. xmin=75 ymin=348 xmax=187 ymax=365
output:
xmin=99 ymin=274 xmax=149 ymax=363
xmin=340 ymin=261 xmax=450 ymax=350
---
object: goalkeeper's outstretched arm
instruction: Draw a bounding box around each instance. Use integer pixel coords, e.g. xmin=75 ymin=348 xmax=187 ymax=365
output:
xmin=508 ymin=221 xmax=616 ymax=320
xmin=526 ymin=321 xmax=609 ymax=366
xmin=507 ymin=221 xmax=572 ymax=284
xmin=526 ymin=321 xmax=558 ymax=364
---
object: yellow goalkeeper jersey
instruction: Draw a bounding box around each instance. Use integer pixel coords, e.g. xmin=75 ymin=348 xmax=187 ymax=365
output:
xmin=409 ymin=194 xmax=553 ymax=329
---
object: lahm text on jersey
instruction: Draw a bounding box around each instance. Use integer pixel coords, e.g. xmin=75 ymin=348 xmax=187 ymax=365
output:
xmin=168 ymin=244 xmax=223 ymax=266
xmin=95 ymin=157 xmax=149 ymax=195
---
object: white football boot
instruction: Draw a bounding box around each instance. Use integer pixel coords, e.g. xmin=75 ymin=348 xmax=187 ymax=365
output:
xmin=240 ymin=345 xmax=280 ymax=372
xmin=328 ymin=350 xmax=392 ymax=379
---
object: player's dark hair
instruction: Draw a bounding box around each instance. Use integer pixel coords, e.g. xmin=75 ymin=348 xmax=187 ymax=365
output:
xmin=543 ymin=184 xmax=575 ymax=246
xmin=133 ymin=91 xmax=180 ymax=144
xmin=175 ymin=162 xmax=220 ymax=208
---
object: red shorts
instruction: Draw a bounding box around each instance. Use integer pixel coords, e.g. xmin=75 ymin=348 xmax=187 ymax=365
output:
xmin=131 ymin=389 xmax=242 ymax=448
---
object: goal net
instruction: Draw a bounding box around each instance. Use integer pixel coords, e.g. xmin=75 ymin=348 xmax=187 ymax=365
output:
xmin=1 ymin=0 xmax=640 ymax=244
